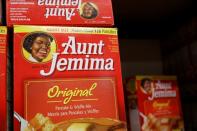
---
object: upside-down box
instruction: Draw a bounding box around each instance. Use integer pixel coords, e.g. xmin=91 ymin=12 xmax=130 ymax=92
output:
xmin=7 ymin=0 xmax=114 ymax=26
xmin=14 ymin=25 xmax=127 ymax=131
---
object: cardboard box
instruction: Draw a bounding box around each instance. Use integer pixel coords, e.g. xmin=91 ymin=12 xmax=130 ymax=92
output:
xmin=136 ymin=76 xmax=184 ymax=131
xmin=14 ymin=25 xmax=126 ymax=130
xmin=125 ymin=77 xmax=140 ymax=131
xmin=0 ymin=26 xmax=7 ymax=131
xmin=7 ymin=0 xmax=114 ymax=26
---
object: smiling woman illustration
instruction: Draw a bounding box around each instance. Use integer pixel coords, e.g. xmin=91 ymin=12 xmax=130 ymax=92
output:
xmin=80 ymin=2 xmax=98 ymax=19
xmin=141 ymin=78 xmax=153 ymax=95
xmin=23 ymin=32 xmax=54 ymax=63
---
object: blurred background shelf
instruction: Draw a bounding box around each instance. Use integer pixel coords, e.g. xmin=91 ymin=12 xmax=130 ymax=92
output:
xmin=112 ymin=0 xmax=196 ymax=130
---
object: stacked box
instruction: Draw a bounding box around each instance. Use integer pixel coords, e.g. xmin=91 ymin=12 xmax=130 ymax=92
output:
xmin=136 ymin=76 xmax=184 ymax=131
xmin=0 ymin=26 xmax=7 ymax=131
xmin=7 ymin=0 xmax=114 ymax=26
xmin=14 ymin=25 xmax=127 ymax=130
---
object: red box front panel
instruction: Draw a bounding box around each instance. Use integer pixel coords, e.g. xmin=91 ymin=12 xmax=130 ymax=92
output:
xmin=136 ymin=76 xmax=184 ymax=131
xmin=14 ymin=25 xmax=126 ymax=130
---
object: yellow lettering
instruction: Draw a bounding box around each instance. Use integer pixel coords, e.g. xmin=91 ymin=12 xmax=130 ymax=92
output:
xmin=153 ymin=101 xmax=170 ymax=109
xmin=48 ymin=85 xmax=59 ymax=98
xmin=89 ymin=83 xmax=97 ymax=95
xmin=47 ymin=83 xmax=97 ymax=104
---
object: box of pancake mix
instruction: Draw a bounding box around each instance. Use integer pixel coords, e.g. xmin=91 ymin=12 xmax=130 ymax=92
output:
xmin=7 ymin=0 xmax=114 ymax=27
xmin=0 ymin=26 xmax=7 ymax=131
xmin=136 ymin=76 xmax=184 ymax=131
xmin=14 ymin=25 xmax=127 ymax=131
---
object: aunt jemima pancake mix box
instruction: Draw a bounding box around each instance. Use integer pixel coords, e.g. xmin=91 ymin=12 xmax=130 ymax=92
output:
xmin=136 ymin=76 xmax=184 ymax=131
xmin=14 ymin=25 xmax=127 ymax=131
xmin=7 ymin=0 xmax=114 ymax=26
xmin=0 ymin=26 xmax=7 ymax=131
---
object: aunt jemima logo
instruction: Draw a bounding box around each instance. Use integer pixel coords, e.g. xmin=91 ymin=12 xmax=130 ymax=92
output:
xmin=40 ymin=36 xmax=114 ymax=76
xmin=38 ymin=0 xmax=82 ymax=20
xmin=148 ymin=81 xmax=177 ymax=100
xmin=37 ymin=0 xmax=99 ymax=20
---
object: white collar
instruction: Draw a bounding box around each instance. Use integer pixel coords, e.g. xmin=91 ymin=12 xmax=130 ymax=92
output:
xmin=29 ymin=55 xmax=39 ymax=63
